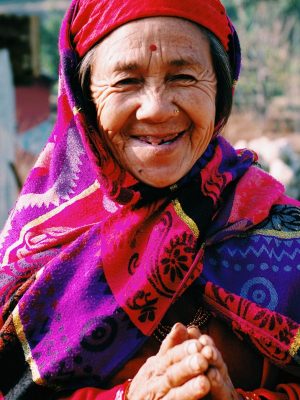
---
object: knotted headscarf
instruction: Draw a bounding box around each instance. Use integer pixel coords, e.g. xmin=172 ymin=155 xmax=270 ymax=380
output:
xmin=70 ymin=0 xmax=241 ymax=82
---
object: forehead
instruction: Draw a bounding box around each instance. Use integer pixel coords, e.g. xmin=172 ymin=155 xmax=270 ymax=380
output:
xmin=92 ymin=17 xmax=212 ymax=70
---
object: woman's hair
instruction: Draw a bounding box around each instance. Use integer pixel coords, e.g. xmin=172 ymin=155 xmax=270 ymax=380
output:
xmin=78 ymin=47 xmax=98 ymax=126
xmin=78 ymin=25 xmax=234 ymax=132
xmin=204 ymin=28 xmax=234 ymax=131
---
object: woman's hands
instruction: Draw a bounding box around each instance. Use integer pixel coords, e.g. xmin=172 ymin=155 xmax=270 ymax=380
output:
xmin=126 ymin=323 xmax=241 ymax=400
xmin=191 ymin=328 xmax=241 ymax=400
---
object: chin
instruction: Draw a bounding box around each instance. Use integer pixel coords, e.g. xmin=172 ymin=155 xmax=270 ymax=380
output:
xmin=136 ymin=172 xmax=184 ymax=188
xmin=148 ymin=181 xmax=176 ymax=188
xmin=128 ymin=160 xmax=191 ymax=188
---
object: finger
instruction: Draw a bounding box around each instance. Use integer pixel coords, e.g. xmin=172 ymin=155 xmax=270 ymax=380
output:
xmin=164 ymin=374 xmax=211 ymax=400
xmin=207 ymin=367 xmax=236 ymax=400
xmin=160 ymin=352 xmax=209 ymax=390
xmin=198 ymin=334 xmax=215 ymax=347
xmin=159 ymin=323 xmax=189 ymax=355
xmin=187 ymin=325 xmax=201 ymax=339
xmin=158 ymin=338 xmax=204 ymax=371
xmin=201 ymin=344 xmax=219 ymax=363
xmin=201 ymin=344 xmax=226 ymax=372
xmin=207 ymin=366 xmax=222 ymax=386
xmin=128 ymin=351 xmax=209 ymax=400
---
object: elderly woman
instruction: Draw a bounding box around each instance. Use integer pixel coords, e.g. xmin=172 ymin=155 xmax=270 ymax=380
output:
xmin=0 ymin=0 xmax=300 ymax=399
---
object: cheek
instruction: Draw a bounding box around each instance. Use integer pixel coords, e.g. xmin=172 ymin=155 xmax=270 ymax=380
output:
xmin=96 ymin=95 xmax=135 ymax=133
xmin=180 ymin=94 xmax=216 ymax=130
xmin=177 ymin=84 xmax=216 ymax=117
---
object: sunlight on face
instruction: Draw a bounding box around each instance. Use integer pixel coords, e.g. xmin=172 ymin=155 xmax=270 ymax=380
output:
xmin=90 ymin=17 xmax=217 ymax=187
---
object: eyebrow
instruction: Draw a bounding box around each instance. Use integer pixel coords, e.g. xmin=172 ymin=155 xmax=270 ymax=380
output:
xmin=112 ymin=58 xmax=198 ymax=72
xmin=113 ymin=62 xmax=139 ymax=72
xmin=169 ymin=58 xmax=196 ymax=67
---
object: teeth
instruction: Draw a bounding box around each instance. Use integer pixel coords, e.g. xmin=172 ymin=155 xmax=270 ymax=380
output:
xmin=134 ymin=132 xmax=181 ymax=145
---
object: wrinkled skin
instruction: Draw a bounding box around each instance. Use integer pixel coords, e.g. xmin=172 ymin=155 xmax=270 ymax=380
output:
xmin=126 ymin=323 xmax=240 ymax=400
xmin=90 ymin=17 xmax=217 ymax=188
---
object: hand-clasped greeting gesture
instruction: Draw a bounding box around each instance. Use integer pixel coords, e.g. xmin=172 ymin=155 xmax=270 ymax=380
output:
xmin=127 ymin=323 xmax=240 ymax=400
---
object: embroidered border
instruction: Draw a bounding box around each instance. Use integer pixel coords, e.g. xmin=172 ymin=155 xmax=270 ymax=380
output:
xmin=239 ymin=229 xmax=300 ymax=240
xmin=172 ymin=199 xmax=199 ymax=238
xmin=290 ymin=328 xmax=300 ymax=358
xmin=3 ymin=180 xmax=100 ymax=265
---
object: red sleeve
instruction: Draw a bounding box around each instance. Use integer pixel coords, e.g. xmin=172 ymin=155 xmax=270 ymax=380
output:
xmin=237 ymin=383 xmax=300 ymax=400
xmin=63 ymin=382 xmax=300 ymax=400
xmin=59 ymin=380 xmax=131 ymax=400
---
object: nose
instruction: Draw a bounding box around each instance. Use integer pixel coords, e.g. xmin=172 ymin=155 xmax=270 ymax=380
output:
xmin=136 ymin=88 xmax=175 ymax=123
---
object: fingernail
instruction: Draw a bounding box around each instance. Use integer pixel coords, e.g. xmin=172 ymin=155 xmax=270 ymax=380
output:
xmin=187 ymin=341 xmax=198 ymax=354
xmin=171 ymin=323 xmax=179 ymax=333
xmin=202 ymin=345 xmax=212 ymax=359
xmin=190 ymin=354 xmax=201 ymax=371
xmin=171 ymin=322 xmax=184 ymax=333
xmin=188 ymin=324 xmax=200 ymax=331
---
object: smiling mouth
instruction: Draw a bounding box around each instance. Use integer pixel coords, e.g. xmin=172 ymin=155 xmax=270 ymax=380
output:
xmin=132 ymin=129 xmax=187 ymax=146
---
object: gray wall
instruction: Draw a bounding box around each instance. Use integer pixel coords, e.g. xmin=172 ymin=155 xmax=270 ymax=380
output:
xmin=0 ymin=49 xmax=17 ymax=229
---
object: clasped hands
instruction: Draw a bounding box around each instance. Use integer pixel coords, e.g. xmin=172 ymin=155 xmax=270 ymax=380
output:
xmin=127 ymin=323 xmax=241 ymax=400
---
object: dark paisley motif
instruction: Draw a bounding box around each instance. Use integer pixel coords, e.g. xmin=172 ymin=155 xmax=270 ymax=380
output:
xmin=150 ymin=231 xmax=196 ymax=298
xmin=126 ymin=291 xmax=158 ymax=323
xmin=206 ymin=283 xmax=299 ymax=366
xmin=128 ymin=253 xmax=139 ymax=275
xmin=250 ymin=310 xmax=300 ymax=365
xmin=256 ymin=205 xmax=300 ymax=232
xmin=201 ymin=168 xmax=228 ymax=206
xmin=161 ymin=246 xmax=189 ymax=282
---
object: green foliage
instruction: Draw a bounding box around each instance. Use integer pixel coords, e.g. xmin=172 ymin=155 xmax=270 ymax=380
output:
xmin=40 ymin=12 xmax=63 ymax=79
xmin=223 ymin=0 xmax=300 ymax=118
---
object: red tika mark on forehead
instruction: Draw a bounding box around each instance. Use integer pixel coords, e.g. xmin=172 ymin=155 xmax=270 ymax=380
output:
xmin=149 ymin=44 xmax=157 ymax=51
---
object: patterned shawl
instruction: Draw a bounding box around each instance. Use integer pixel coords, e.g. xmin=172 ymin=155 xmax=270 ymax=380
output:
xmin=0 ymin=0 xmax=300 ymax=398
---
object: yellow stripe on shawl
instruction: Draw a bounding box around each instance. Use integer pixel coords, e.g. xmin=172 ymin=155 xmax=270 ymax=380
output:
xmin=289 ymin=328 xmax=300 ymax=358
xmin=12 ymin=305 xmax=45 ymax=385
xmin=72 ymin=106 xmax=82 ymax=115
xmin=239 ymin=229 xmax=300 ymax=240
xmin=3 ymin=180 xmax=100 ymax=265
xmin=172 ymin=199 xmax=199 ymax=238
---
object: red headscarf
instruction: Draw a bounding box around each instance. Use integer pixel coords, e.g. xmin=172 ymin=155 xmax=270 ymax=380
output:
xmin=70 ymin=0 xmax=241 ymax=85
xmin=71 ymin=0 xmax=232 ymax=57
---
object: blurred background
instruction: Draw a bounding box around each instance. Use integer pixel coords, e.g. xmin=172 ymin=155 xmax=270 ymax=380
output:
xmin=0 ymin=0 xmax=299 ymax=228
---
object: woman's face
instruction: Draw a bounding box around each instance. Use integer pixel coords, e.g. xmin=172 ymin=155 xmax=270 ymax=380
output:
xmin=90 ymin=17 xmax=217 ymax=187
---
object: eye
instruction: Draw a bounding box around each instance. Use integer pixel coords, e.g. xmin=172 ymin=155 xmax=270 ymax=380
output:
xmin=168 ymin=74 xmax=196 ymax=83
xmin=115 ymin=78 xmax=142 ymax=86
